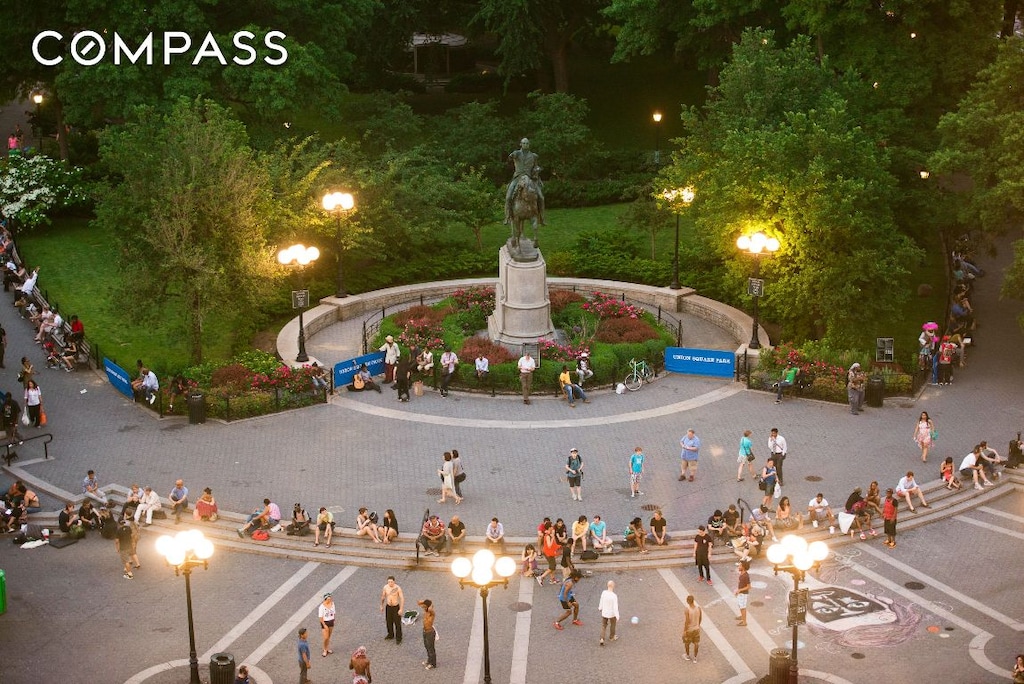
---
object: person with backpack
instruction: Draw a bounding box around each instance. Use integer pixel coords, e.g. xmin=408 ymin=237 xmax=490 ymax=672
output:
xmin=565 ymin=448 xmax=584 ymax=501
xmin=115 ymin=516 xmax=140 ymax=579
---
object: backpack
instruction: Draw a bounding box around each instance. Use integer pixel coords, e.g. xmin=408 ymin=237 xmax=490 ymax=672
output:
xmin=580 ymin=549 xmax=599 ymax=561
xmin=252 ymin=529 xmax=270 ymax=541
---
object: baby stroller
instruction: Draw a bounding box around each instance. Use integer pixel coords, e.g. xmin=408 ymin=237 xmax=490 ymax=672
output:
xmin=1007 ymin=432 xmax=1023 ymax=469
xmin=43 ymin=340 xmax=62 ymax=369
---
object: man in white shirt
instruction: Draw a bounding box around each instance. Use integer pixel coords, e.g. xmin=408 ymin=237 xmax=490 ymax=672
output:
xmin=806 ymin=493 xmax=836 ymax=533
xmin=134 ymin=486 xmax=162 ymax=525
xmin=768 ymin=428 xmax=788 ymax=486
xmin=141 ymin=368 xmax=159 ymax=405
xmin=598 ymin=580 xmax=620 ymax=645
xmin=485 ymin=517 xmax=505 ymax=554
xmin=517 ymin=352 xmax=536 ymax=405
xmin=475 ymin=354 xmax=489 ymax=383
xmin=439 ymin=346 xmax=458 ymax=398
xmin=378 ymin=334 xmax=400 ymax=383
xmin=959 ymin=447 xmax=993 ymax=490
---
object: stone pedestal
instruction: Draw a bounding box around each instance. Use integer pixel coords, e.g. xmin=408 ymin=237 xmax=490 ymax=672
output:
xmin=487 ymin=242 xmax=554 ymax=346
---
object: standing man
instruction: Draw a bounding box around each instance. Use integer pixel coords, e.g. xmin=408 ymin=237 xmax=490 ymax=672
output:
xmin=566 ymin=448 xmax=584 ymax=501
xmin=168 ymin=479 xmax=188 ymax=524
xmin=297 ymin=628 xmax=312 ymax=684
xmin=629 ymin=446 xmax=645 ymax=498
xmin=115 ymin=516 xmax=139 ymax=579
xmin=2 ymin=393 xmax=21 ymax=441
xmin=693 ymin=525 xmax=712 ymax=584
xmin=768 ymin=428 xmax=788 ymax=486
xmin=381 ymin=576 xmax=405 ymax=644
xmin=518 ymin=351 xmax=536 ymax=404
xmin=598 ymin=580 xmax=619 ymax=645
xmin=679 ymin=429 xmax=701 ymax=482
xmin=504 ymin=137 xmax=546 ymax=226
xmin=553 ymin=569 xmax=583 ymax=630
xmin=439 ymin=345 xmax=458 ymax=398
xmin=735 ymin=561 xmax=750 ymax=626
xmin=379 ymin=334 xmax=400 ymax=384
xmin=418 ymin=599 xmax=437 ymax=670
xmin=682 ymin=595 xmax=703 ymax=662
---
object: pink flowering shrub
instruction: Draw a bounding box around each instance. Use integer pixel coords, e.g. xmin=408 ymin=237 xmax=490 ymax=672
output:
xmin=451 ymin=286 xmax=496 ymax=316
xmin=580 ymin=292 xmax=644 ymax=319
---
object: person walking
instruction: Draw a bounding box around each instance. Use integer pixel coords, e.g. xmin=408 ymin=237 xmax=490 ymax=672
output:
xmin=437 ymin=451 xmax=462 ymax=504
xmin=566 ymin=448 xmax=584 ymax=501
xmin=319 ymin=593 xmax=336 ymax=657
xmin=682 ymin=595 xmax=703 ymax=662
xmin=518 ymin=351 xmax=536 ymax=404
xmin=913 ymin=411 xmax=935 ymax=463
xmin=679 ymin=429 xmax=700 ymax=482
xmin=693 ymin=525 xmax=712 ymax=584
xmin=1 ymin=393 xmax=21 ymax=441
xmin=598 ymin=580 xmax=619 ymax=645
xmin=381 ymin=576 xmax=405 ymax=644
xmin=768 ymin=428 xmax=788 ymax=486
xmin=23 ymin=380 xmax=42 ymax=427
xmin=418 ymin=599 xmax=437 ymax=670
xmin=629 ymin=446 xmax=645 ymax=497
xmin=737 ymin=430 xmax=757 ymax=481
xmin=451 ymin=449 xmax=466 ymax=499
xmin=297 ymin=628 xmax=312 ymax=684
xmin=553 ymin=569 xmax=583 ymax=630
xmin=735 ymin=561 xmax=750 ymax=626
xmin=882 ymin=488 xmax=898 ymax=549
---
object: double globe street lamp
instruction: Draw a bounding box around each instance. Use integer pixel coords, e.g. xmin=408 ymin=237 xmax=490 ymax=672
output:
xmin=766 ymin=535 xmax=829 ymax=684
xmin=736 ymin=230 xmax=780 ymax=349
xmin=321 ymin=191 xmax=356 ymax=298
xmin=278 ymin=244 xmax=321 ymax=363
xmin=662 ymin=186 xmax=696 ymax=290
xmin=156 ymin=530 xmax=215 ymax=684
xmin=451 ymin=549 xmax=517 ymax=684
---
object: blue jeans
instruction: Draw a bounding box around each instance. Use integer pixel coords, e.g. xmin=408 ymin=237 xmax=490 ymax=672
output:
xmin=563 ymin=384 xmax=587 ymax=403
xmin=775 ymin=381 xmax=792 ymax=400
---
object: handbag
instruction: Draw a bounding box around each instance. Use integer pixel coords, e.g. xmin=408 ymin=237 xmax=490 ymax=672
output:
xmin=756 ymin=476 xmax=766 ymax=491
xmin=20 ymin=411 xmax=29 ymax=426
xmin=773 ymin=482 xmax=782 ymax=498
xmin=745 ymin=451 xmax=755 ymax=463
xmin=39 ymin=408 xmax=47 ymax=427
xmin=930 ymin=428 xmax=938 ymax=441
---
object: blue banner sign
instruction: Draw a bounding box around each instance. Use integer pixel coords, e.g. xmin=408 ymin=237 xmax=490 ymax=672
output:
xmin=333 ymin=352 xmax=386 ymax=388
xmin=104 ymin=358 xmax=134 ymax=398
xmin=664 ymin=347 xmax=735 ymax=378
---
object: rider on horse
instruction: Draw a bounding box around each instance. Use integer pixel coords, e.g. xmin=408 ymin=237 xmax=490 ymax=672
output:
xmin=504 ymin=137 xmax=546 ymax=226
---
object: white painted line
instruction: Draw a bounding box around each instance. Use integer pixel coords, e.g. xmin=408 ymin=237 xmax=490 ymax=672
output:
xmin=841 ymin=553 xmax=1004 ymax=678
xmin=956 ymin=514 xmax=1024 ymax=541
xmin=509 ymin=576 xmax=534 ymax=684
xmin=202 ymin=561 xmax=320 ymax=659
xmin=857 ymin=544 xmax=1024 ymax=631
xmin=659 ymin=568 xmax=754 ymax=682
xmin=125 ymin=661 xmax=272 ymax=684
xmin=245 ymin=566 xmax=358 ymax=666
xmin=976 ymin=505 xmax=1024 ymax=525
xmin=463 ymin=589 xmax=486 ymax=684
xmin=708 ymin=566 xmax=779 ymax=653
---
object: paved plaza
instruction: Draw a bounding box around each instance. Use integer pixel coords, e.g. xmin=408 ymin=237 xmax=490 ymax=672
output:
xmin=0 ymin=233 xmax=1022 ymax=683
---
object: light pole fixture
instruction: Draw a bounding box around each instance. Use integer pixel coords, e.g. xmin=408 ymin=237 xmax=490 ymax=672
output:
xmin=451 ymin=549 xmax=517 ymax=684
xmin=736 ymin=230 xmax=780 ymax=349
xmin=31 ymin=92 xmax=43 ymax=153
xmin=278 ymin=244 xmax=321 ymax=363
xmin=766 ymin=535 xmax=829 ymax=684
xmin=652 ymin=111 xmax=663 ymax=166
xmin=662 ymin=186 xmax=696 ymax=290
xmin=321 ymin=191 xmax=356 ymax=298
xmin=156 ymin=530 xmax=215 ymax=684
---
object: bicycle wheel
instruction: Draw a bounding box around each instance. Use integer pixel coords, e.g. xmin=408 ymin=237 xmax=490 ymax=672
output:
xmin=641 ymin=365 xmax=655 ymax=382
xmin=624 ymin=371 xmax=643 ymax=392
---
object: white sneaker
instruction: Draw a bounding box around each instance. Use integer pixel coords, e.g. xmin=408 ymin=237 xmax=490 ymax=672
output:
xmin=829 ymin=526 xmax=835 ymax=534
xmin=683 ymin=654 xmax=691 ymax=661
xmin=812 ymin=520 xmax=819 ymax=528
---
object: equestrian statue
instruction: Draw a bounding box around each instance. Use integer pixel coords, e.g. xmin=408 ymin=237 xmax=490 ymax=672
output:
xmin=504 ymin=137 xmax=546 ymax=251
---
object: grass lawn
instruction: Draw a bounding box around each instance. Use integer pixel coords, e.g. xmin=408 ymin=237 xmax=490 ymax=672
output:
xmin=16 ymin=218 xmax=238 ymax=375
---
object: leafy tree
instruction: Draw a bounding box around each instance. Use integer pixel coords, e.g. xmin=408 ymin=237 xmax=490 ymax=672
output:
xmin=660 ymin=30 xmax=922 ymax=345
xmin=0 ymin=155 xmax=88 ymax=231
xmin=95 ymin=98 xmax=278 ymax=364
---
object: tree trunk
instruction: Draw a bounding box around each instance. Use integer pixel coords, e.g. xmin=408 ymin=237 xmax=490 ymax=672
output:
xmin=1001 ymin=0 xmax=1020 ymax=38
xmin=549 ymin=40 xmax=570 ymax=94
xmin=55 ymin=96 xmax=70 ymax=163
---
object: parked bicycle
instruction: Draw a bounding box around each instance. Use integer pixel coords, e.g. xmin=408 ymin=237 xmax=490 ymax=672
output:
xmin=623 ymin=358 xmax=655 ymax=391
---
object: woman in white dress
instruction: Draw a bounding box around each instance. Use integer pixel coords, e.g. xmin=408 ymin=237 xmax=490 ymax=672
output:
xmin=437 ymin=451 xmax=462 ymax=504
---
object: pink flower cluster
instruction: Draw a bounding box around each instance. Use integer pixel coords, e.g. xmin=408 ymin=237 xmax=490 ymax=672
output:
xmin=398 ymin=318 xmax=445 ymax=351
xmin=452 ymin=286 xmax=496 ymax=316
xmin=538 ymin=339 xmax=589 ymax=363
xmin=580 ymin=292 xmax=642 ymax=319
xmin=250 ymin=364 xmax=316 ymax=393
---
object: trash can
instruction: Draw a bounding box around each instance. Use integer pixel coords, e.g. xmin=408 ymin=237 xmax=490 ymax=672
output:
xmin=187 ymin=393 xmax=206 ymax=425
xmin=768 ymin=647 xmax=791 ymax=684
xmin=209 ymin=652 xmax=235 ymax=684
xmin=866 ymin=375 xmax=885 ymax=408
xmin=0 ymin=569 xmax=6 ymax=615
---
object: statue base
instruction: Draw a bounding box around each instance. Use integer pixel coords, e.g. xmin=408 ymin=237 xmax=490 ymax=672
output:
xmin=506 ymin=237 xmax=540 ymax=262
xmin=488 ymin=244 xmax=554 ymax=347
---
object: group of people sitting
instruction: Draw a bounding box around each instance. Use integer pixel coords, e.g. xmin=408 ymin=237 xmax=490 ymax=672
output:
xmin=2 ymin=479 xmax=40 ymax=533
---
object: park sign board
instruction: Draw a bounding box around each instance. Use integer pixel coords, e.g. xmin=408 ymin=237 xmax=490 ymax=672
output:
xmin=664 ymin=347 xmax=735 ymax=379
xmin=103 ymin=358 xmax=133 ymax=399
xmin=333 ymin=352 xmax=386 ymax=389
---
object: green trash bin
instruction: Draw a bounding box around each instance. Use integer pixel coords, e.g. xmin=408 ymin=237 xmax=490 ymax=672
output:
xmin=866 ymin=375 xmax=885 ymax=408
xmin=768 ymin=647 xmax=791 ymax=683
xmin=0 ymin=568 xmax=6 ymax=615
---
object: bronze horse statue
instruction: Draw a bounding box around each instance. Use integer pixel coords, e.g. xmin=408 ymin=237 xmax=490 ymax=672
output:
xmin=509 ymin=175 xmax=540 ymax=250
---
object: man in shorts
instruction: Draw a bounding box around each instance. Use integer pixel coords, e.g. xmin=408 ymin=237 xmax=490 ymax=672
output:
xmin=735 ymin=561 xmax=750 ymax=626
xmin=807 ymin=493 xmax=837 ymax=534
xmin=553 ymin=570 xmax=583 ymax=630
xmin=679 ymin=429 xmax=701 ymax=482
xmin=629 ymin=446 xmax=645 ymax=497
xmin=682 ymin=595 xmax=703 ymax=662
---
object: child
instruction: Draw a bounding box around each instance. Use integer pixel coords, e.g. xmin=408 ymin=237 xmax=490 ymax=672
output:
xmin=521 ymin=544 xmax=538 ymax=577
xmin=882 ymin=488 xmax=898 ymax=548
xmin=940 ymin=456 xmax=962 ymax=489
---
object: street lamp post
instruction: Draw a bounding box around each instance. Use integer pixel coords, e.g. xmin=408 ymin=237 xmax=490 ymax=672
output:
xmin=156 ymin=530 xmax=215 ymax=684
xmin=278 ymin=244 xmax=321 ymax=363
xmin=451 ymin=549 xmax=517 ymax=684
xmin=736 ymin=231 xmax=780 ymax=349
xmin=31 ymin=93 xmax=43 ymax=153
xmin=662 ymin=186 xmax=695 ymax=290
xmin=766 ymin=535 xmax=829 ymax=684
xmin=652 ymin=111 xmax=663 ymax=166
xmin=321 ymin=191 xmax=355 ymax=298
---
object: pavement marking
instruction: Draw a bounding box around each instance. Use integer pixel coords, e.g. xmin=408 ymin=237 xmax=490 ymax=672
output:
xmin=956 ymin=514 xmax=1024 ymax=541
xmin=124 ymin=661 xmax=272 ymax=684
xmin=659 ymin=568 xmax=754 ymax=682
xmin=331 ymin=383 xmax=744 ymax=429
xmin=857 ymin=543 xmax=1024 ymax=631
xmin=840 ymin=553 xmax=1005 ymax=678
xmin=509 ymin=576 xmax=534 ymax=684
xmin=245 ymin=566 xmax=358 ymax=666
xmin=976 ymin=505 xmax=1024 ymax=525
xmin=708 ymin=567 xmax=779 ymax=654
xmin=202 ymin=561 xmax=320 ymax=660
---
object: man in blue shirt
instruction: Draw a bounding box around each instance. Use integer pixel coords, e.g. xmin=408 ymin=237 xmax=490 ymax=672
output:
xmin=629 ymin=447 xmax=645 ymax=498
xmin=297 ymin=628 xmax=312 ymax=683
xmin=680 ymin=429 xmax=701 ymax=482
xmin=168 ymin=479 xmax=188 ymax=524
